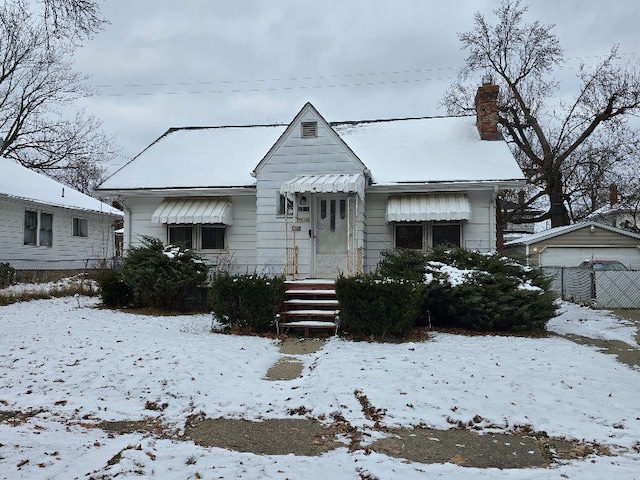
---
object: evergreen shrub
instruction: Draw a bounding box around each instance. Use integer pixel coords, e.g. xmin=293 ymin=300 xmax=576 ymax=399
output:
xmin=422 ymin=248 xmax=556 ymax=331
xmin=0 ymin=262 xmax=16 ymax=288
xmin=120 ymin=236 xmax=209 ymax=311
xmin=209 ymin=274 xmax=285 ymax=332
xmin=335 ymin=274 xmax=420 ymax=337
xmin=377 ymin=248 xmax=427 ymax=281
xmin=97 ymin=269 xmax=133 ymax=307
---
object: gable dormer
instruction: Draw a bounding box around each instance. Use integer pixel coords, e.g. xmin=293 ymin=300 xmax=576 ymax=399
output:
xmin=252 ymin=103 xmax=367 ymax=179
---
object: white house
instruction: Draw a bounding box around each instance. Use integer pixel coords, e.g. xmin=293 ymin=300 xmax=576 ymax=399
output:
xmin=0 ymin=159 xmax=123 ymax=275
xmin=587 ymin=184 xmax=640 ymax=233
xmin=98 ymin=83 xmax=525 ymax=279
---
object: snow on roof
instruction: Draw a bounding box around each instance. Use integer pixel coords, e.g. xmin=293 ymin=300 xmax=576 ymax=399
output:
xmin=504 ymin=221 xmax=640 ymax=246
xmin=100 ymin=125 xmax=287 ymax=190
xmin=334 ymin=116 xmax=524 ymax=184
xmin=587 ymin=200 xmax=638 ymax=218
xmin=99 ymin=112 xmax=524 ymax=192
xmin=0 ymin=159 xmax=122 ymax=216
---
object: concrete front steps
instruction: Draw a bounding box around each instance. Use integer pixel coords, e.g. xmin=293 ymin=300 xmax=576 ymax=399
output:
xmin=276 ymin=280 xmax=340 ymax=336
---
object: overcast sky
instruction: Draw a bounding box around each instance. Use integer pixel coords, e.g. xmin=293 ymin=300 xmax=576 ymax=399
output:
xmin=73 ymin=0 xmax=640 ymax=172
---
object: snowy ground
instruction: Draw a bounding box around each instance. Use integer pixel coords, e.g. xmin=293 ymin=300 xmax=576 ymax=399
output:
xmin=0 ymin=294 xmax=639 ymax=479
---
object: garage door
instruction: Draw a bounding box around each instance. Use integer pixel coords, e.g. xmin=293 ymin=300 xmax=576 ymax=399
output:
xmin=540 ymin=247 xmax=640 ymax=269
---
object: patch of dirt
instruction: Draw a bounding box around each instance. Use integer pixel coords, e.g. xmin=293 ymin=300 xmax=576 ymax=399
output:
xmin=0 ymin=409 xmax=44 ymax=425
xmin=96 ymin=418 xmax=168 ymax=438
xmin=183 ymin=417 xmax=340 ymax=456
xmin=370 ymin=426 xmax=611 ymax=469
xmin=89 ymin=414 xmax=612 ymax=469
xmin=371 ymin=427 xmax=549 ymax=469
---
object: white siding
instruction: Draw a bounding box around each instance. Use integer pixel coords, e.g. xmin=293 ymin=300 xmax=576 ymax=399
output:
xmin=0 ymin=197 xmax=117 ymax=270
xmin=462 ymin=190 xmax=494 ymax=251
xmin=255 ymin=109 xmax=365 ymax=277
xmin=123 ymin=194 xmax=257 ymax=274
xmin=364 ymin=193 xmax=393 ymax=272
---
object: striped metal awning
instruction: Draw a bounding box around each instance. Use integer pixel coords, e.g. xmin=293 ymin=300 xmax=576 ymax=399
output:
xmin=151 ymin=198 xmax=233 ymax=224
xmin=280 ymin=173 xmax=365 ymax=198
xmin=386 ymin=194 xmax=472 ymax=222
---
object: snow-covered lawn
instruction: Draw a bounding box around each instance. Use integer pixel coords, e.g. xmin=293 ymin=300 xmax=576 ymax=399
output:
xmin=0 ymin=296 xmax=639 ymax=479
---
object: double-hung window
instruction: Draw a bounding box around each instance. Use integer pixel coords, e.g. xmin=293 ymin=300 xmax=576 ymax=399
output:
xmin=277 ymin=193 xmax=294 ymax=217
xmin=393 ymin=222 xmax=462 ymax=250
xmin=24 ymin=211 xmax=38 ymax=246
xmin=432 ymin=223 xmax=461 ymax=247
xmin=168 ymin=224 xmax=226 ymax=251
xmin=395 ymin=223 xmax=424 ymax=250
xmin=73 ymin=217 xmax=88 ymax=237
xmin=24 ymin=210 xmax=53 ymax=247
xmin=168 ymin=226 xmax=193 ymax=249
xmin=201 ymin=225 xmax=225 ymax=250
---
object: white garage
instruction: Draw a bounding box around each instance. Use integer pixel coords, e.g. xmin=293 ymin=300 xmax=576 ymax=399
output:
xmin=503 ymin=222 xmax=640 ymax=269
xmin=538 ymin=246 xmax=640 ymax=269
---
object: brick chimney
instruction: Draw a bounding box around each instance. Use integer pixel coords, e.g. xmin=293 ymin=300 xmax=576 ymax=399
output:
xmin=475 ymin=82 xmax=500 ymax=140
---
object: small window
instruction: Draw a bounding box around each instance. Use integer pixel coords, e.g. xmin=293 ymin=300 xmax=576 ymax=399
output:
xmin=301 ymin=121 xmax=317 ymax=138
xmin=39 ymin=213 xmax=53 ymax=247
xmin=201 ymin=225 xmax=225 ymax=250
xmin=169 ymin=226 xmax=193 ymax=249
xmin=24 ymin=210 xmax=38 ymax=245
xmin=277 ymin=193 xmax=294 ymax=216
xmin=395 ymin=224 xmax=423 ymax=250
xmin=73 ymin=218 xmax=88 ymax=237
xmin=432 ymin=223 xmax=461 ymax=247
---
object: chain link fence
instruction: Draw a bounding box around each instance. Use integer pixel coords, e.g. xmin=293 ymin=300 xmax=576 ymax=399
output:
xmin=541 ymin=266 xmax=640 ymax=308
xmin=0 ymin=258 xmax=118 ymax=283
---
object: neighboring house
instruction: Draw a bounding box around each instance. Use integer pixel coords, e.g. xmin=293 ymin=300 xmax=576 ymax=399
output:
xmin=97 ymin=82 xmax=525 ymax=279
xmin=587 ymin=185 xmax=640 ymax=233
xmin=0 ymin=159 xmax=123 ymax=275
xmin=503 ymin=221 xmax=640 ymax=269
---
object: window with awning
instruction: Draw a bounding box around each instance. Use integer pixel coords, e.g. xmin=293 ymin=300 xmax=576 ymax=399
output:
xmin=151 ymin=198 xmax=233 ymax=225
xmin=386 ymin=194 xmax=472 ymax=222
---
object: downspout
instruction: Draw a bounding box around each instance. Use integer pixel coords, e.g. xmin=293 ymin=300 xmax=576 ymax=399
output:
xmin=489 ymin=187 xmax=497 ymax=251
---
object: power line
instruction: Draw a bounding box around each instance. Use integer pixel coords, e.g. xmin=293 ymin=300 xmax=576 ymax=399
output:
xmin=92 ymin=66 xmax=459 ymax=90
xmin=89 ymin=76 xmax=457 ymax=97
xmin=85 ymin=50 xmax=639 ymax=98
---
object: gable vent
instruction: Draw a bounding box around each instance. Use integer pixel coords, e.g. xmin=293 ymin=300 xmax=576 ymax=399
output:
xmin=301 ymin=121 xmax=317 ymax=138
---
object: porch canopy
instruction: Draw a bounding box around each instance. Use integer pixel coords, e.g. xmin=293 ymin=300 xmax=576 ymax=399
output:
xmin=151 ymin=197 xmax=233 ymax=224
xmin=386 ymin=193 xmax=472 ymax=222
xmin=280 ymin=173 xmax=365 ymax=199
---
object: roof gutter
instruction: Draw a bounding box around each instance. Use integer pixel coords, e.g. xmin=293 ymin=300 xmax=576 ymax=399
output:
xmin=96 ymin=186 xmax=257 ymax=197
xmin=367 ymin=179 xmax=525 ymax=194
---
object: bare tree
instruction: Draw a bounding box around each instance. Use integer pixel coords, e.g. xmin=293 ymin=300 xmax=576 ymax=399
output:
xmin=443 ymin=0 xmax=640 ymax=227
xmin=0 ymin=1 xmax=112 ymax=194
xmin=42 ymin=0 xmax=107 ymax=40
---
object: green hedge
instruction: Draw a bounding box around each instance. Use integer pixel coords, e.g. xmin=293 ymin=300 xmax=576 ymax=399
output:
xmin=120 ymin=236 xmax=209 ymax=311
xmin=209 ymin=274 xmax=285 ymax=332
xmin=97 ymin=269 xmax=133 ymax=308
xmin=377 ymin=248 xmax=427 ymax=282
xmin=335 ymin=275 xmax=420 ymax=337
xmin=421 ymin=248 xmax=557 ymax=331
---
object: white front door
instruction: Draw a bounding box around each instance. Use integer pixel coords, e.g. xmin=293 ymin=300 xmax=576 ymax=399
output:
xmin=313 ymin=196 xmax=348 ymax=278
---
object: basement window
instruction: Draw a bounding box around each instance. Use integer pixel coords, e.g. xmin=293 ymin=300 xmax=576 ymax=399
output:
xmin=301 ymin=121 xmax=317 ymax=138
